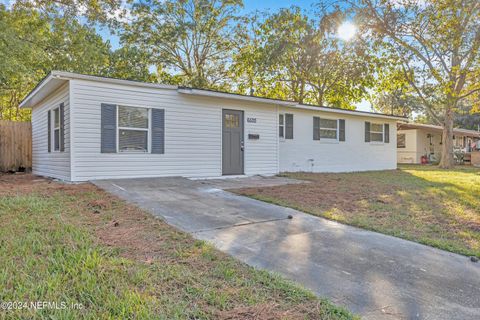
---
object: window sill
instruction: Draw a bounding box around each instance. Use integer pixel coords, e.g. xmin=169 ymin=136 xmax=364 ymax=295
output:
xmin=318 ymin=139 xmax=339 ymax=144
xmin=118 ymin=150 xmax=149 ymax=154
xmin=369 ymin=142 xmax=385 ymax=146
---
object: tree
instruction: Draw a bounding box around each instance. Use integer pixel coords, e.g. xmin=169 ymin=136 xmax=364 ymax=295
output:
xmin=122 ymin=0 xmax=242 ymax=89
xmin=305 ymin=10 xmax=375 ymax=109
xmin=371 ymin=66 xmax=423 ymax=117
xmin=232 ymin=6 xmax=375 ymax=108
xmin=454 ymin=104 xmax=480 ymax=130
xmin=105 ymin=46 xmax=157 ymax=82
xmin=356 ymin=0 xmax=480 ymax=168
xmin=372 ymin=90 xmax=422 ymax=117
xmin=259 ymin=7 xmax=316 ymax=104
xmin=12 ymin=0 xmax=123 ymax=24
xmin=0 ymin=4 xmax=118 ymax=120
xmin=230 ymin=12 xmax=275 ymax=97
xmin=0 ymin=5 xmax=46 ymax=120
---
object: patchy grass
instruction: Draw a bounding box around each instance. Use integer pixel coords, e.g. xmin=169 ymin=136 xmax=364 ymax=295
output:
xmin=0 ymin=174 xmax=354 ymax=320
xmin=233 ymin=165 xmax=480 ymax=258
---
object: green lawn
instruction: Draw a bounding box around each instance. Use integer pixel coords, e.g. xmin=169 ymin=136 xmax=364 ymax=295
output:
xmin=234 ymin=165 xmax=480 ymax=258
xmin=0 ymin=174 xmax=354 ymax=320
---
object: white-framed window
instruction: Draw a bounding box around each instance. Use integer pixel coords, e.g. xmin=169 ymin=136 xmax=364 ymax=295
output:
xmin=370 ymin=123 xmax=384 ymax=142
xmin=319 ymin=118 xmax=338 ymax=140
xmin=53 ymin=107 xmax=60 ymax=151
xmin=279 ymin=114 xmax=284 ymax=138
xmin=117 ymin=105 xmax=150 ymax=152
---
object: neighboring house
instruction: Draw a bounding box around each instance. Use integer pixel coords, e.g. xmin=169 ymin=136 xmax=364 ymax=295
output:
xmin=397 ymin=123 xmax=480 ymax=164
xmin=20 ymin=71 xmax=405 ymax=182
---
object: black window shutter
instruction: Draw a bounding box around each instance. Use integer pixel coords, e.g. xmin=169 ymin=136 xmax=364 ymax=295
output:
xmin=101 ymin=104 xmax=117 ymax=153
xmin=313 ymin=117 xmax=320 ymax=140
xmin=59 ymin=103 xmax=65 ymax=151
xmin=339 ymin=119 xmax=346 ymax=141
xmin=151 ymin=108 xmax=165 ymax=154
xmin=365 ymin=121 xmax=371 ymax=142
xmin=384 ymin=123 xmax=390 ymax=143
xmin=47 ymin=110 xmax=51 ymax=152
xmin=285 ymin=114 xmax=293 ymax=139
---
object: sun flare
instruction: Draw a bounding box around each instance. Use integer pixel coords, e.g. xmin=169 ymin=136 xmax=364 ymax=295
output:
xmin=337 ymin=22 xmax=357 ymax=41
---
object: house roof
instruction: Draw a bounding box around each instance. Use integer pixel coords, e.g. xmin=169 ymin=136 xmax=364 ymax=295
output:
xmin=19 ymin=71 xmax=177 ymax=108
xmin=178 ymin=87 xmax=407 ymax=120
xmin=20 ymin=71 xmax=406 ymax=120
xmin=398 ymin=123 xmax=480 ymax=138
xmin=177 ymin=87 xmax=297 ymax=106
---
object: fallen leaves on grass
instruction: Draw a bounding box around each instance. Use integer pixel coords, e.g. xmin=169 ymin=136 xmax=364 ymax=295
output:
xmin=233 ymin=167 xmax=480 ymax=257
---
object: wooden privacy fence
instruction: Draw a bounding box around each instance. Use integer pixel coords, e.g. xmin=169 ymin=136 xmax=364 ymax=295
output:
xmin=0 ymin=120 xmax=32 ymax=172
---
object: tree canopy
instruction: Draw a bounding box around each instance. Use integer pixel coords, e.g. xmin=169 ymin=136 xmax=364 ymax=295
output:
xmin=355 ymin=0 xmax=480 ymax=167
xmin=230 ymin=6 xmax=375 ymax=108
xmin=0 ymin=4 xmax=111 ymax=120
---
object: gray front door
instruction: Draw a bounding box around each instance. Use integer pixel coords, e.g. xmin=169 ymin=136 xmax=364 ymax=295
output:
xmin=222 ymin=109 xmax=244 ymax=175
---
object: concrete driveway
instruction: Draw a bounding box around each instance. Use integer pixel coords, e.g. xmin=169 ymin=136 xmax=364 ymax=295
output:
xmin=93 ymin=176 xmax=480 ymax=320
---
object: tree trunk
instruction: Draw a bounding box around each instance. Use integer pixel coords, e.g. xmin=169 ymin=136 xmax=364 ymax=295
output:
xmin=298 ymin=80 xmax=305 ymax=104
xmin=439 ymin=107 xmax=455 ymax=169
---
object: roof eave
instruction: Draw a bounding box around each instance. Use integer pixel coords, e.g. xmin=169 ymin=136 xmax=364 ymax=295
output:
xmin=19 ymin=72 xmax=70 ymax=109
xmin=398 ymin=123 xmax=480 ymax=138
xmin=19 ymin=73 xmax=53 ymax=108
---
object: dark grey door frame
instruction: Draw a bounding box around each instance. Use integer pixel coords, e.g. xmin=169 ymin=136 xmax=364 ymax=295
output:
xmin=222 ymin=109 xmax=244 ymax=175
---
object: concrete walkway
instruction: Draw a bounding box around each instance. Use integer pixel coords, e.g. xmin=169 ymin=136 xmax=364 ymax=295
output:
xmin=93 ymin=176 xmax=480 ymax=320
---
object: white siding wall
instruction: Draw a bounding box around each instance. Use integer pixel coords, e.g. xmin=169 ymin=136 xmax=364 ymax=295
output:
xmin=279 ymin=107 xmax=397 ymax=172
xmin=31 ymin=83 xmax=71 ymax=180
xmin=70 ymin=79 xmax=278 ymax=181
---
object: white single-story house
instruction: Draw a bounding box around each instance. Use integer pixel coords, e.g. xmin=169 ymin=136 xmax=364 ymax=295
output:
xmin=397 ymin=123 xmax=480 ymax=164
xmin=19 ymin=71 xmax=405 ymax=182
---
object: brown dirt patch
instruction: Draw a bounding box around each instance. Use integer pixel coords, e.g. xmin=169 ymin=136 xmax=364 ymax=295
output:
xmin=218 ymin=303 xmax=304 ymax=320
xmin=237 ymin=173 xmax=402 ymax=213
